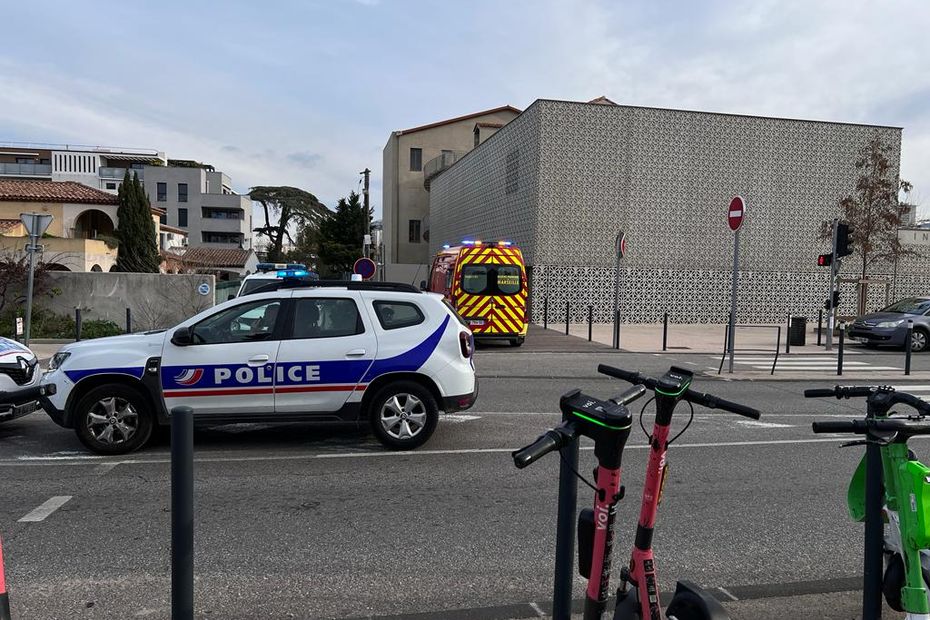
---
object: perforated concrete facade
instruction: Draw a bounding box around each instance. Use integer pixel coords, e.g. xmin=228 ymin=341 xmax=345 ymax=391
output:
xmin=429 ymin=100 xmax=914 ymax=323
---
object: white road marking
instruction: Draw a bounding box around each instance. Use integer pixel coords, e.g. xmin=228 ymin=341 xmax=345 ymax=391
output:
xmin=737 ymin=420 xmax=793 ymax=429
xmin=18 ymin=495 xmax=72 ymax=522
xmin=528 ymin=601 xmax=545 ymax=617
xmin=717 ymin=586 xmax=739 ymax=601
xmin=441 ymin=414 xmax=482 ymax=423
xmin=17 ymin=454 xmax=103 ymax=461
xmin=94 ymin=462 xmax=120 ymax=475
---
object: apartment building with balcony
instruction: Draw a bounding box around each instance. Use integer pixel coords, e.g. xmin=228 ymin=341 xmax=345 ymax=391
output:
xmin=143 ymin=162 xmax=253 ymax=250
xmin=382 ymin=105 xmax=520 ymax=265
xmin=0 ymin=142 xmax=166 ymax=192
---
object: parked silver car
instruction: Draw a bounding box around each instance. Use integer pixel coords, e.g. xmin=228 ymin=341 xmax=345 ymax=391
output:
xmin=848 ymin=297 xmax=930 ymax=352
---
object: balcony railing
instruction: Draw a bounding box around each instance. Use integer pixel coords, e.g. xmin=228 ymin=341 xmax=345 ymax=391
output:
xmin=0 ymin=163 xmax=52 ymax=176
xmin=423 ymin=151 xmax=465 ymax=190
xmin=99 ymin=166 xmax=144 ymax=179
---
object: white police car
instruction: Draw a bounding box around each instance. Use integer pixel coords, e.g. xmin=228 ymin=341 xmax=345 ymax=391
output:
xmin=234 ymin=263 xmax=319 ymax=298
xmin=0 ymin=337 xmax=49 ymax=423
xmin=40 ymin=280 xmax=477 ymax=454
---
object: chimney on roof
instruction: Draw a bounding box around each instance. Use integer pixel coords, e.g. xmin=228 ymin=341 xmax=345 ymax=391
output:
xmin=587 ymin=96 xmax=618 ymax=106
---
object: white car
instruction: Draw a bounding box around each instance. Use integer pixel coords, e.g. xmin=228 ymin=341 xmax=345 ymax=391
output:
xmin=0 ymin=337 xmax=51 ymax=423
xmin=235 ymin=263 xmax=318 ymax=298
xmin=40 ymin=280 xmax=477 ymax=454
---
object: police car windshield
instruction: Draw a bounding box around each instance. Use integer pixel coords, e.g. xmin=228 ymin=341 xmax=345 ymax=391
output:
xmin=461 ymin=264 xmax=521 ymax=296
xmin=241 ymin=279 xmax=274 ymax=295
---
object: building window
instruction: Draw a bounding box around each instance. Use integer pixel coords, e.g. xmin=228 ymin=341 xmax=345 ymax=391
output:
xmin=157 ymin=182 xmax=167 ymax=202
xmin=408 ymin=219 xmax=421 ymax=243
xmin=15 ymin=157 xmax=33 ymax=164
xmin=178 ymin=208 xmax=188 ymax=227
xmin=505 ymin=149 xmax=520 ymax=194
xmin=159 ymin=213 xmax=167 ymax=225
xmin=105 ymin=182 xmax=117 ymax=190
xmin=409 ymin=148 xmax=422 ymax=172
xmin=178 ymin=183 xmax=188 ymax=202
xmin=202 ymin=232 xmax=243 ymax=244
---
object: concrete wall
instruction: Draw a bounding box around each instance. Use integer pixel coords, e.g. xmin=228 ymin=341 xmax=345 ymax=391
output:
xmin=39 ymin=272 xmax=215 ymax=331
xmin=382 ymin=108 xmax=520 ymax=265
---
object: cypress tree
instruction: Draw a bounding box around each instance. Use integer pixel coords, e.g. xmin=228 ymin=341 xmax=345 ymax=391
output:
xmin=115 ymin=171 xmax=160 ymax=272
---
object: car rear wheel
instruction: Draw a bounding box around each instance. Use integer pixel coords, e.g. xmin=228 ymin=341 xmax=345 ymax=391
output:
xmin=509 ymin=337 xmax=524 ymax=347
xmin=74 ymin=384 xmax=154 ymax=455
xmin=912 ymin=328 xmax=928 ymax=353
xmin=369 ymin=381 xmax=438 ymax=450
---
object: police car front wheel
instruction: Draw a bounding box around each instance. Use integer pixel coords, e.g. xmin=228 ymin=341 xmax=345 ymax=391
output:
xmin=370 ymin=382 xmax=438 ymax=450
xmin=75 ymin=384 xmax=154 ymax=455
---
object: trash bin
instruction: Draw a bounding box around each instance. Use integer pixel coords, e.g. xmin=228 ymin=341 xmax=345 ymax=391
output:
xmin=789 ymin=316 xmax=807 ymax=346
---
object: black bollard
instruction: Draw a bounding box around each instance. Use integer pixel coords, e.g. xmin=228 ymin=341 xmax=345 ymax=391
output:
xmin=817 ymin=309 xmax=823 ymax=346
xmin=662 ymin=311 xmax=668 ymax=351
xmin=786 ymin=312 xmax=791 ymax=355
xmin=171 ymin=405 xmax=194 ymax=620
xmin=906 ymin=320 xmax=914 ymax=376
xmin=613 ymin=310 xmax=621 ymax=350
xmin=543 ymin=296 xmax=548 ymax=330
xmin=587 ymin=305 xmax=593 ymax=342
xmin=552 ymin=440 xmax=579 ymax=620
xmin=126 ymin=307 xmax=132 ymax=334
xmin=565 ymin=301 xmax=570 ymax=336
xmin=837 ymin=323 xmax=845 ymax=376
xmin=75 ymin=308 xmax=82 ymax=341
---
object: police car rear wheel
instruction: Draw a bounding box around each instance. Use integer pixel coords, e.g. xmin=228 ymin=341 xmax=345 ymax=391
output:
xmin=75 ymin=384 xmax=153 ymax=455
xmin=370 ymin=382 xmax=438 ymax=450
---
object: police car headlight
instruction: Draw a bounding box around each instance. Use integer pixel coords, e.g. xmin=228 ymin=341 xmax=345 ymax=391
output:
xmin=48 ymin=352 xmax=71 ymax=371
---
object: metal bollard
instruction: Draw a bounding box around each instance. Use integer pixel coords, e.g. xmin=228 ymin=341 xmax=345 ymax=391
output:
xmin=906 ymin=320 xmax=914 ymax=376
xmin=171 ymin=406 xmax=194 ymax=620
xmin=614 ymin=310 xmax=621 ymax=350
xmin=587 ymin=305 xmax=593 ymax=342
xmin=0 ymin=534 xmax=11 ymax=620
xmin=786 ymin=313 xmax=791 ymax=355
xmin=565 ymin=301 xmax=570 ymax=336
xmin=543 ymin=296 xmax=548 ymax=330
xmin=126 ymin=307 xmax=132 ymax=334
xmin=837 ymin=323 xmax=845 ymax=376
xmin=552 ymin=440 xmax=579 ymax=620
xmin=817 ymin=309 xmax=823 ymax=347
xmin=662 ymin=311 xmax=668 ymax=351
xmin=75 ymin=308 xmax=82 ymax=342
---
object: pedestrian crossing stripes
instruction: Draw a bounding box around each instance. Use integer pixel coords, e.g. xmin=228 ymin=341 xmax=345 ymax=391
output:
xmin=732 ymin=356 xmax=902 ymax=372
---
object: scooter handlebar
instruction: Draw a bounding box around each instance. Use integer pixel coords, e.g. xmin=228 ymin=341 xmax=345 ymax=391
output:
xmin=512 ymin=430 xmax=562 ymax=469
xmin=690 ymin=391 xmax=761 ymax=419
xmin=812 ymin=420 xmax=859 ymax=434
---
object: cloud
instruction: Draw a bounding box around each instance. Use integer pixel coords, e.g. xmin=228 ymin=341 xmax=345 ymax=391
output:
xmin=287 ymin=151 xmax=324 ymax=168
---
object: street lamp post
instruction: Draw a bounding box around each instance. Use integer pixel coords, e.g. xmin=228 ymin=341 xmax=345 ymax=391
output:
xmin=20 ymin=213 xmax=54 ymax=346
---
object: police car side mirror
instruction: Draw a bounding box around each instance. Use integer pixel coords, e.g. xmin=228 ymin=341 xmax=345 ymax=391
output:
xmin=420 ymin=280 xmax=427 ymax=291
xmin=171 ymin=326 xmax=194 ymax=347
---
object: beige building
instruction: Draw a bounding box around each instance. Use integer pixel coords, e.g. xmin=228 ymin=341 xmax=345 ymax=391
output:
xmin=0 ymin=178 xmax=181 ymax=272
xmin=382 ymin=105 xmax=520 ymax=265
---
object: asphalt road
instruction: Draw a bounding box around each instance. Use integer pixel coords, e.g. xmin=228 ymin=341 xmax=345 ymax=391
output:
xmin=1 ymin=346 xmax=928 ymax=619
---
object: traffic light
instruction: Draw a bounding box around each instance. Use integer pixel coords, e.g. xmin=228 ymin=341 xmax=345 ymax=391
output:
xmin=824 ymin=291 xmax=840 ymax=310
xmin=836 ymin=222 xmax=854 ymax=258
xmin=817 ymin=253 xmax=833 ymax=267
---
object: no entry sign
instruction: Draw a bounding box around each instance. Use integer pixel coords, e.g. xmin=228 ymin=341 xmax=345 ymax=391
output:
xmin=728 ymin=196 xmax=746 ymax=232
xmin=353 ymin=257 xmax=377 ymax=280
xmin=615 ymin=230 xmax=627 ymax=259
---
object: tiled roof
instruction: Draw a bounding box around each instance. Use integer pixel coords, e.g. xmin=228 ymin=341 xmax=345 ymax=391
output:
xmin=0 ymin=219 xmax=21 ymax=234
xmin=398 ymin=106 xmax=521 ymax=135
xmin=0 ymin=179 xmax=118 ymax=205
xmin=179 ymin=246 xmax=254 ymax=268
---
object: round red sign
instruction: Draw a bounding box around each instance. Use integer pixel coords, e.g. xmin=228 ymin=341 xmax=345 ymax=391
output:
xmin=353 ymin=257 xmax=377 ymax=280
xmin=728 ymin=196 xmax=746 ymax=232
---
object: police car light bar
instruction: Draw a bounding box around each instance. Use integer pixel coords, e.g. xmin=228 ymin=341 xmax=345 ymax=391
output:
xmin=497 ymin=240 xmax=513 ymax=246
xmin=256 ymin=262 xmax=306 ymax=273
xmin=277 ymin=269 xmax=309 ymax=278
xmin=461 ymin=240 xmax=482 ymax=246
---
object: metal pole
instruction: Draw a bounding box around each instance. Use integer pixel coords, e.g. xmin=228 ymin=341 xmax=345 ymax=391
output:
xmin=543 ymin=296 xmax=548 ymax=330
xmin=817 ymin=309 xmax=823 ymax=346
xmin=126 ymin=307 xmax=132 ymax=334
xmin=728 ymin=230 xmax=739 ymax=373
xmin=75 ymin=308 xmax=82 ymax=342
xmin=23 ymin=235 xmax=36 ymax=346
xmin=826 ymin=219 xmax=838 ymax=351
xmin=565 ymin=301 xmax=570 ymax=336
xmin=862 ymin=412 xmax=884 ymax=620
xmin=662 ymin=311 xmax=668 ymax=351
xmin=613 ymin=253 xmax=621 ymax=351
xmin=552 ymin=440 xmax=579 ymax=620
xmin=837 ymin=322 xmax=845 ymax=376
xmin=587 ymin=305 xmax=592 ymax=342
xmin=785 ymin=312 xmax=791 ymax=355
xmin=360 ymin=168 xmax=371 ymax=258
xmin=171 ymin=405 xmax=194 ymax=620
xmin=906 ymin=320 xmax=913 ymax=376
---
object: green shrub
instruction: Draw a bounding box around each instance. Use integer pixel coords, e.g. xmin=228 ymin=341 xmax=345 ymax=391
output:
xmin=0 ymin=309 xmax=123 ymax=340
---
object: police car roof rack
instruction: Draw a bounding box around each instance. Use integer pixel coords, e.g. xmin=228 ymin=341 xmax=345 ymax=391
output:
xmin=248 ymin=277 xmax=421 ymax=295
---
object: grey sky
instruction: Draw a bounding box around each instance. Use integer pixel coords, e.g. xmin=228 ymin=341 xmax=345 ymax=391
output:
xmin=1 ymin=0 xmax=928 ymax=218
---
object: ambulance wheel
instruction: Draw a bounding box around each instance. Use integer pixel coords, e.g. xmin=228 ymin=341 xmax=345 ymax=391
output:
xmin=369 ymin=381 xmax=438 ymax=450
xmin=74 ymin=384 xmax=154 ymax=455
xmin=509 ymin=338 xmax=524 ymax=347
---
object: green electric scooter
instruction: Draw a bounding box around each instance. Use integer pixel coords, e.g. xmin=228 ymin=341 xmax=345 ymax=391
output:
xmin=808 ymin=385 xmax=930 ymax=620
